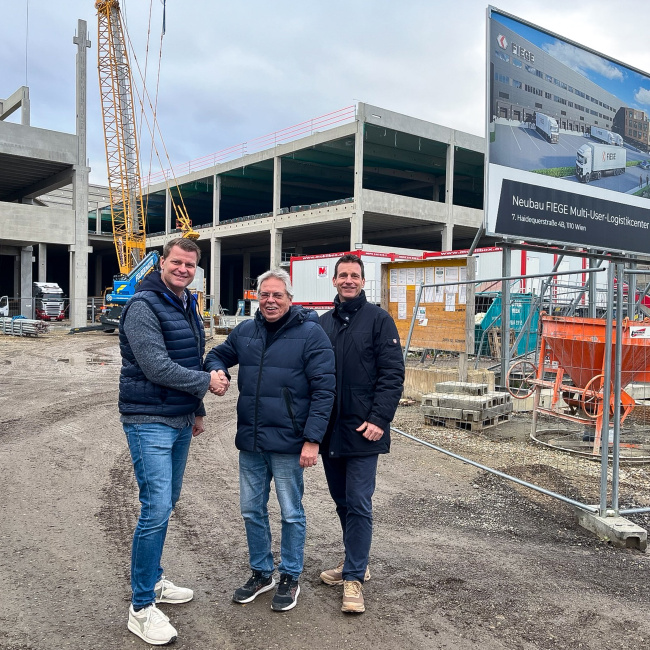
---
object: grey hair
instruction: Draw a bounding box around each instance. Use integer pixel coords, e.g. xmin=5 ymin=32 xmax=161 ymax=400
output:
xmin=256 ymin=268 xmax=294 ymax=298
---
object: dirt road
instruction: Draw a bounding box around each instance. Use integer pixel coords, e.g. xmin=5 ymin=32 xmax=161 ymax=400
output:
xmin=1 ymin=330 xmax=649 ymax=650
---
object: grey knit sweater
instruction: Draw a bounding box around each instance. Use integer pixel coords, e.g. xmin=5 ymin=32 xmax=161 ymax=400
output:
xmin=120 ymin=299 xmax=211 ymax=428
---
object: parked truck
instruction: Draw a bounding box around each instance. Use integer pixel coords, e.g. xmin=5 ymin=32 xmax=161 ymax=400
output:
xmin=590 ymin=126 xmax=624 ymax=147
xmin=535 ymin=112 xmax=559 ymax=143
xmin=575 ymin=143 xmax=626 ymax=182
xmin=33 ymin=282 xmax=65 ymax=321
xmin=0 ymin=295 xmax=8 ymax=318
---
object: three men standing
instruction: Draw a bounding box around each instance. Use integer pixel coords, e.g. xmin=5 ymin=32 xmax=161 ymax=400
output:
xmin=319 ymin=254 xmax=405 ymax=613
xmin=205 ymin=269 xmax=335 ymax=612
xmin=119 ymin=237 xmax=228 ymax=645
xmin=119 ymin=247 xmax=403 ymax=638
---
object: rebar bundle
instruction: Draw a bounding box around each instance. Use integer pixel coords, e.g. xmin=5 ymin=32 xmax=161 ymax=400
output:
xmin=0 ymin=318 xmax=49 ymax=337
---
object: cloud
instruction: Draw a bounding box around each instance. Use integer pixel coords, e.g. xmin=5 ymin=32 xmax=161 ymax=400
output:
xmin=543 ymin=40 xmax=624 ymax=82
xmin=634 ymin=87 xmax=650 ymax=106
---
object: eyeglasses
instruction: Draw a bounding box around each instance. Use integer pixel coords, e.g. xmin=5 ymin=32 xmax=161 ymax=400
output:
xmin=259 ymin=292 xmax=287 ymax=300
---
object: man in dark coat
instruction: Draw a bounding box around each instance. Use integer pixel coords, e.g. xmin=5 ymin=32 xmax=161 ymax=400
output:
xmin=204 ymin=269 xmax=335 ymax=612
xmin=318 ymin=254 xmax=405 ymax=614
xmin=119 ymin=237 xmax=226 ymax=645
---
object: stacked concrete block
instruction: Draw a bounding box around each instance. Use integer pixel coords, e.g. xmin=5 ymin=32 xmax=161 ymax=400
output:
xmin=421 ymin=381 xmax=512 ymax=431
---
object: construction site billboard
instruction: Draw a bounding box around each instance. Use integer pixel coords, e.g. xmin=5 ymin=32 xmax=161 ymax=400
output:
xmin=485 ymin=6 xmax=650 ymax=255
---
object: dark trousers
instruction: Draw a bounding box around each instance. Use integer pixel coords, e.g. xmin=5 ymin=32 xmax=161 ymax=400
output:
xmin=322 ymin=454 xmax=378 ymax=583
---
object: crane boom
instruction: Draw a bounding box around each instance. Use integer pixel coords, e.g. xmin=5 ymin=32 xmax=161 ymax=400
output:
xmin=96 ymin=0 xmax=146 ymax=276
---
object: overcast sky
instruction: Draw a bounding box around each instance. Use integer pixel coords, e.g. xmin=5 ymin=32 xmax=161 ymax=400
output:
xmin=3 ymin=0 xmax=650 ymax=185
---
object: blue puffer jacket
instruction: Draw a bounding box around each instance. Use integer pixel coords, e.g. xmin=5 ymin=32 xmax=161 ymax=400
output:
xmin=119 ymin=272 xmax=205 ymax=416
xmin=204 ymin=306 xmax=335 ymax=454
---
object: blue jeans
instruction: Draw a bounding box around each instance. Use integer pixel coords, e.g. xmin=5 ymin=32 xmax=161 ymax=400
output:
xmin=238 ymin=451 xmax=306 ymax=580
xmin=124 ymin=422 xmax=193 ymax=608
xmin=322 ymin=454 xmax=378 ymax=583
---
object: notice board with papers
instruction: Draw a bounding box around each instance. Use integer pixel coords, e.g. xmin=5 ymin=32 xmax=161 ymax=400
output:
xmin=381 ymin=257 xmax=476 ymax=353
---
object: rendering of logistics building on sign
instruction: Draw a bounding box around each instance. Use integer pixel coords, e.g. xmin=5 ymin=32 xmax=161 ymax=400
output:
xmin=488 ymin=8 xmax=650 ymax=197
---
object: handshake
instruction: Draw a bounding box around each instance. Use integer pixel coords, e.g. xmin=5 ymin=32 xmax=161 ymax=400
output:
xmin=209 ymin=369 xmax=230 ymax=396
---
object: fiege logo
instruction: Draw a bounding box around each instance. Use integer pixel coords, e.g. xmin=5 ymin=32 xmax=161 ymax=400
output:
xmin=497 ymin=34 xmax=508 ymax=50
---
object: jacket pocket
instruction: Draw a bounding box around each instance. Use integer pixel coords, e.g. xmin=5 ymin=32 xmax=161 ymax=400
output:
xmin=342 ymin=386 xmax=373 ymax=426
xmin=282 ymin=387 xmax=300 ymax=436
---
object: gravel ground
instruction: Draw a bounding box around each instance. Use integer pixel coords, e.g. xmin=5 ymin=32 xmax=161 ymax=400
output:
xmin=1 ymin=329 xmax=649 ymax=650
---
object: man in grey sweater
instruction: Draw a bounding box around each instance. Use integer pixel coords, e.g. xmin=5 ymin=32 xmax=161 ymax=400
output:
xmin=119 ymin=237 xmax=227 ymax=645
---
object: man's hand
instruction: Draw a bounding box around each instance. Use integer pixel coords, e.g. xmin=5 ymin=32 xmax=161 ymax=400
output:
xmin=192 ymin=415 xmax=205 ymax=437
xmin=300 ymin=441 xmax=319 ymax=468
xmin=209 ymin=370 xmax=230 ymax=396
xmin=356 ymin=421 xmax=384 ymax=441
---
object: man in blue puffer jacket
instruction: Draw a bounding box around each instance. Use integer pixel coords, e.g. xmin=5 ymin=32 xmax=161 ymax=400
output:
xmin=119 ymin=238 xmax=227 ymax=646
xmin=204 ymin=268 xmax=335 ymax=612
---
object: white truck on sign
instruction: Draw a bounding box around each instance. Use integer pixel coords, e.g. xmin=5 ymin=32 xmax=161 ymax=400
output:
xmin=535 ymin=112 xmax=559 ymax=143
xmin=575 ymin=143 xmax=626 ymax=182
xmin=590 ymin=126 xmax=623 ymax=147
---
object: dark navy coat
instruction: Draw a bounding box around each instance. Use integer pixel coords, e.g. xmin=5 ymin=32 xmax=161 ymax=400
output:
xmin=204 ymin=306 xmax=335 ymax=455
xmin=319 ymin=291 xmax=404 ymax=458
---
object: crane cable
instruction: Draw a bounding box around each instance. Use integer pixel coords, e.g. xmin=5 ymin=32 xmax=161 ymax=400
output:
xmin=120 ymin=0 xmax=194 ymax=234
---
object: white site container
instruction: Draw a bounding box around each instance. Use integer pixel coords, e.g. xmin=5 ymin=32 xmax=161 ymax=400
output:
xmin=290 ymin=247 xmax=422 ymax=312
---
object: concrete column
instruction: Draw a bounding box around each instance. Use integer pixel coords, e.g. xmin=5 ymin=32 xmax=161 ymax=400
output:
xmin=210 ymin=236 xmax=221 ymax=313
xmin=165 ymin=187 xmax=172 ymax=234
xmin=38 ymin=244 xmax=47 ymax=282
xmin=443 ymin=135 xmax=455 ymax=251
xmin=433 ymin=178 xmax=443 ymax=202
xmin=350 ymin=118 xmax=365 ymax=249
xmin=20 ymin=246 xmax=34 ymax=318
xmin=13 ymin=256 xmax=20 ymax=297
xmin=95 ymin=206 xmax=101 ymax=234
xmin=70 ymin=19 xmax=91 ymax=328
xmin=270 ymin=228 xmax=283 ymax=269
xmin=20 ymin=87 xmax=30 ymax=125
xmin=441 ymin=224 xmax=454 ymax=251
xmin=243 ymin=252 xmax=251 ymax=290
xmin=0 ymin=86 xmax=30 ymax=125
xmin=273 ymin=157 xmax=282 ymax=216
xmin=213 ymin=175 xmax=221 ymax=226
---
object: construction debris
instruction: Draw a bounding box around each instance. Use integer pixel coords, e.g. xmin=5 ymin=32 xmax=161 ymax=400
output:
xmin=421 ymin=381 xmax=512 ymax=431
xmin=398 ymin=398 xmax=417 ymax=407
xmin=0 ymin=317 xmax=49 ymax=337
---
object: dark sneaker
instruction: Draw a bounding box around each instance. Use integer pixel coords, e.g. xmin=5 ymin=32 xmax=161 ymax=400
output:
xmin=233 ymin=571 xmax=276 ymax=604
xmin=271 ymin=573 xmax=300 ymax=611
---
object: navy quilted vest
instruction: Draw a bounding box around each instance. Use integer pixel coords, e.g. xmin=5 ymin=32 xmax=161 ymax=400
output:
xmin=118 ymin=272 xmax=205 ymax=416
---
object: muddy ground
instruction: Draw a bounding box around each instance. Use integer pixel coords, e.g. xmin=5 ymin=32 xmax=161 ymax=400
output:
xmin=1 ymin=329 xmax=649 ymax=650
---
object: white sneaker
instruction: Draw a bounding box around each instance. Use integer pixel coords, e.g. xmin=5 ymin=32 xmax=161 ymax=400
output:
xmin=128 ymin=604 xmax=177 ymax=645
xmin=154 ymin=576 xmax=194 ymax=604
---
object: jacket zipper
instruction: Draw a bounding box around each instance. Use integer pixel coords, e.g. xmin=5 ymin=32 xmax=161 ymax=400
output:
xmin=253 ymin=312 xmax=301 ymax=450
xmin=282 ymin=387 xmax=300 ymax=435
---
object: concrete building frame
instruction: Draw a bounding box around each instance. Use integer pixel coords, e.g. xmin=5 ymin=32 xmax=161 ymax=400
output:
xmin=143 ymin=103 xmax=486 ymax=313
xmin=0 ymin=19 xmax=91 ymax=327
